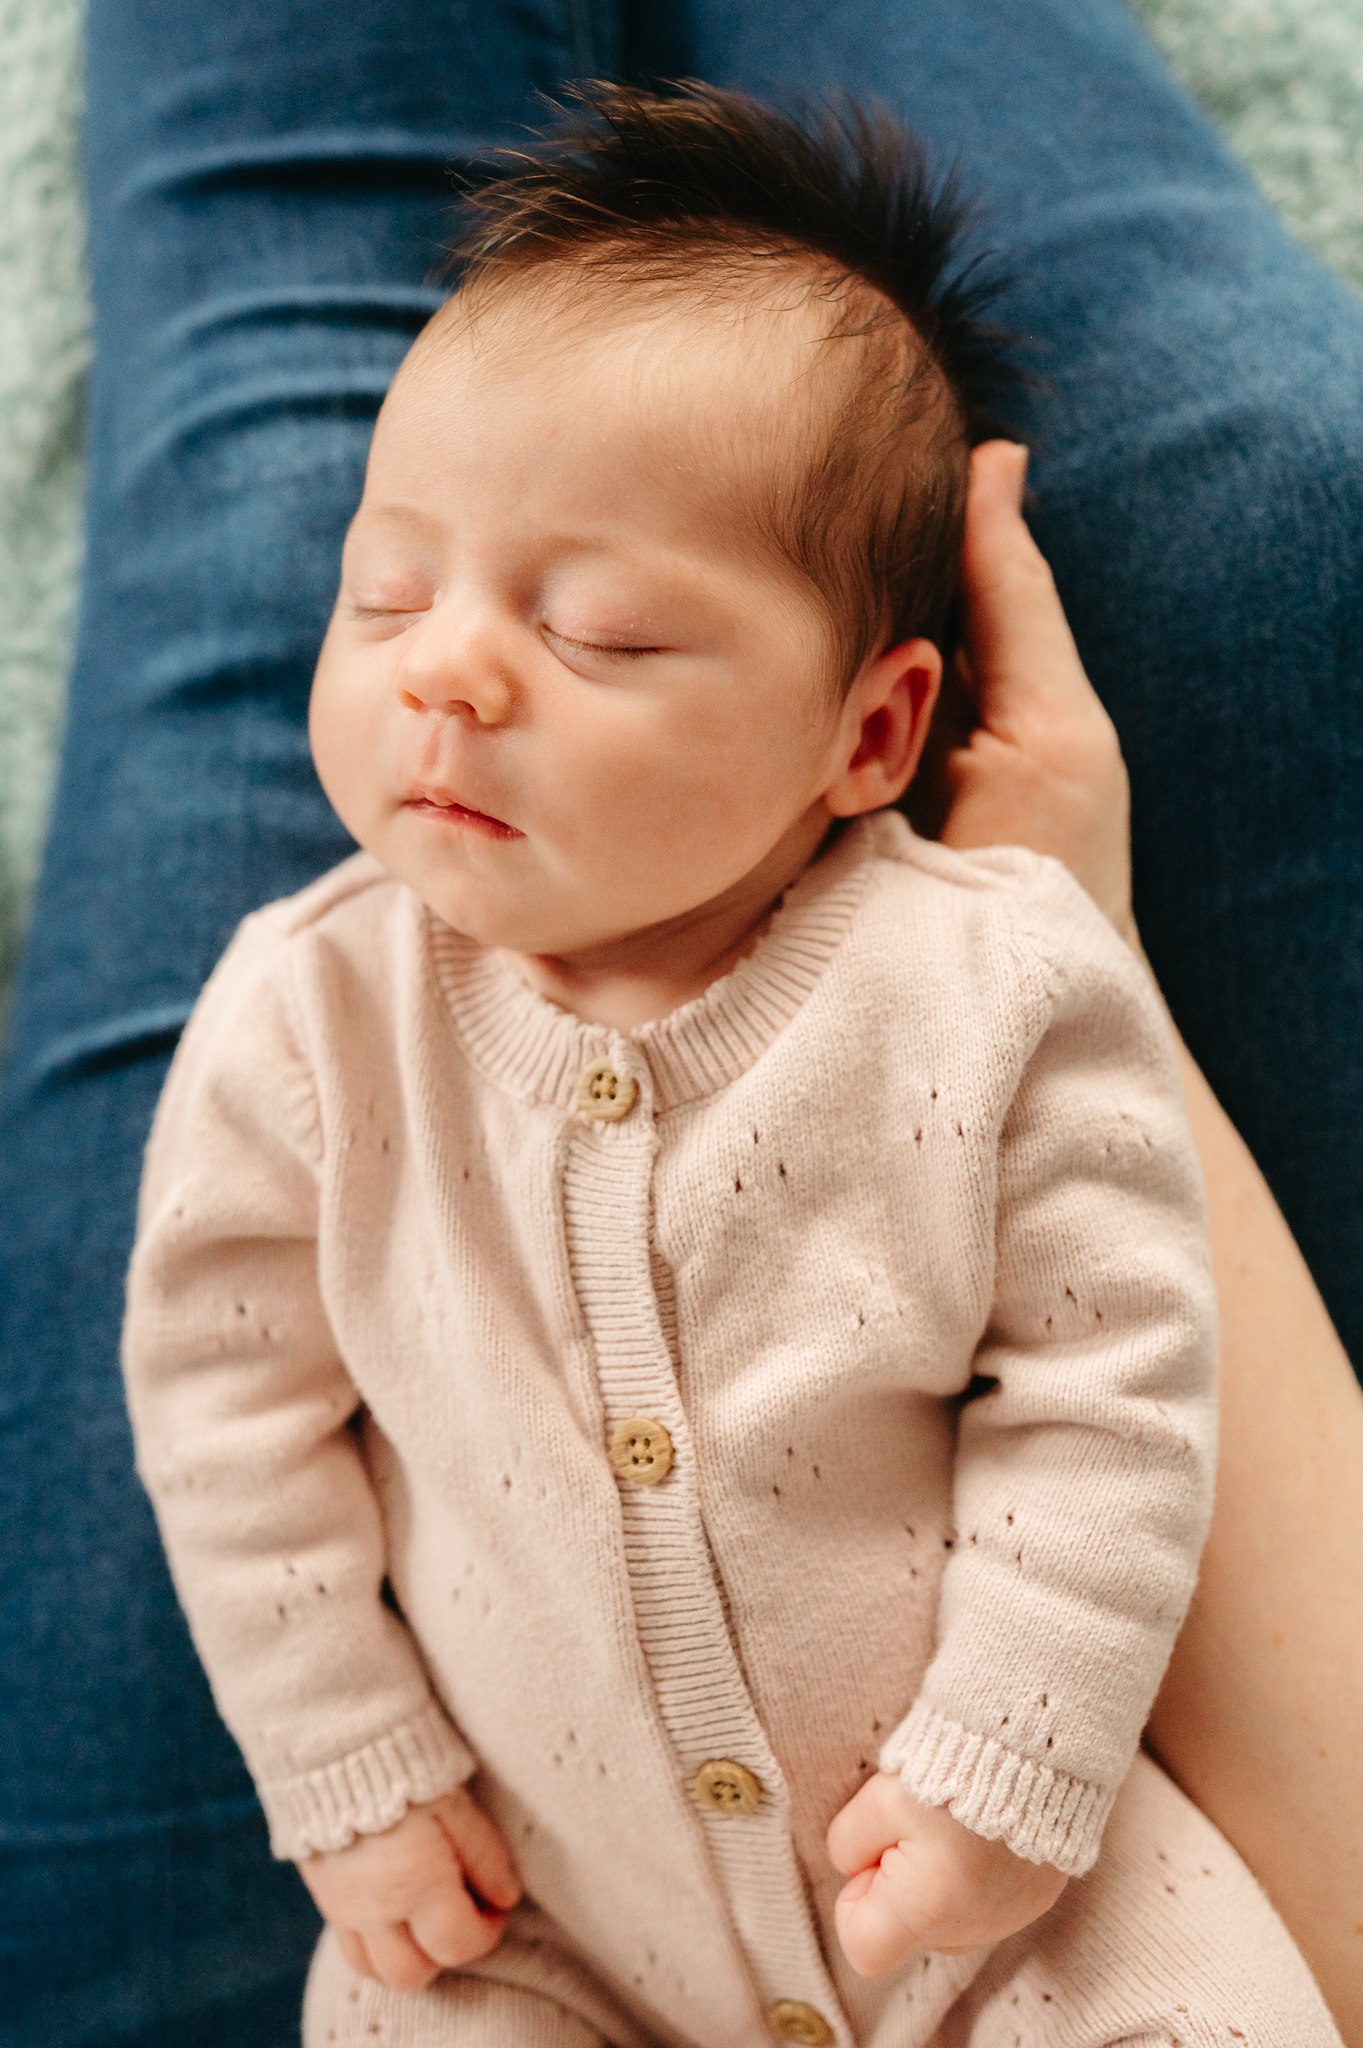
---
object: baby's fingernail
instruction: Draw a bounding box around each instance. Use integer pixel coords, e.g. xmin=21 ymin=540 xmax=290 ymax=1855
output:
xmin=1007 ymin=443 xmax=1029 ymax=507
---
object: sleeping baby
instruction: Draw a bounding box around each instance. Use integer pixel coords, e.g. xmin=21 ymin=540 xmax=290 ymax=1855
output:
xmin=122 ymin=83 xmax=1340 ymax=2048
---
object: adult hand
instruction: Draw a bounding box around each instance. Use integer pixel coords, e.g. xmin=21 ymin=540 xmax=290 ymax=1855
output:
xmin=915 ymin=441 xmax=1135 ymax=941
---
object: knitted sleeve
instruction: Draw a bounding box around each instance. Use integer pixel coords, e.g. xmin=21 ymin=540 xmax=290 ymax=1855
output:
xmin=880 ymin=875 xmax=1217 ymax=1877
xmin=122 ymin=909 xmax=474 ymax=1860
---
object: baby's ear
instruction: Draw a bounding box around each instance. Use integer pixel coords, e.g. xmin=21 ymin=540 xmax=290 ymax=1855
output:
xmin=824 ymin=638 xmax=942 ymax=817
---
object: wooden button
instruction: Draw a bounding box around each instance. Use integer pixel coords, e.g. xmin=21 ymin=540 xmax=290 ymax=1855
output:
xmin=769 ymin=2003 xmax=834 ymax=2047
xmin=694 ymin=1758 xmax=762 ymax=1816
xmin=608 ymin=1416 xmax=673 ymax=1486
xmin=576 ymin=1058 xmax=637 ymax=1122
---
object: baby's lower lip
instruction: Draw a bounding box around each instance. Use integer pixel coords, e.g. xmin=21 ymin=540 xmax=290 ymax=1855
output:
xmin=405 ymin=796 xmax=523 ymax=842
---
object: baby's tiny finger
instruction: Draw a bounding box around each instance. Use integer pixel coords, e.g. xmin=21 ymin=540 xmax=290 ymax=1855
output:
xmin=336 ymin=1926 xmax=376 ymax=1981
xmin=834 ymin=1862 xmax=923 ymax=1980
xmin=835 ymin=1866 xmax=876 ymax=1906
xmin=363 ymin=1921 xmax=443 ymax=1992
xmin=825 ymin=1771 xmax=904 ymax=1876
xmin=438 ymin=1791 xmax=523 ymax=1911
xmin=411 ymin=1883 xmax=509 ymax=1970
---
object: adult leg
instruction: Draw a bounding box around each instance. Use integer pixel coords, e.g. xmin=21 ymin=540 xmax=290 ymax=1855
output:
xmin=5 ymin=3 xmax=1360 ymax=2040
xmin=0 ymin=5 xmax=659 ymax=2042
xmin=688 ymin=0 xmax=1363 ymax=1365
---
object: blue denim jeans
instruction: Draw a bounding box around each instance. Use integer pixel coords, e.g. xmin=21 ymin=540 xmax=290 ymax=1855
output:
xmin=2 ymin=2 xmax=1361 ymax=2042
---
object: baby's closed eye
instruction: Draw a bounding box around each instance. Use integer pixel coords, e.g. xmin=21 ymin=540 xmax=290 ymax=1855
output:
xmin=542 ymin=626 xmax=669 ymax=661
xmin=350 ymin=602 xmax=430 ymax=624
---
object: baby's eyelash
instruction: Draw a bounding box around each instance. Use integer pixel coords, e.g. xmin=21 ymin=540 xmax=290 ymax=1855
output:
xmin=546 ymin=628 xmax=664 ymax=660
xmin=351 ymin=603 xmax=421 ymax=621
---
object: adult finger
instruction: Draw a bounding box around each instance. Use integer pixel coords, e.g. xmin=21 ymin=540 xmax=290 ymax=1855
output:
xmin=960 ymin=442 xmax=1098 ymax=734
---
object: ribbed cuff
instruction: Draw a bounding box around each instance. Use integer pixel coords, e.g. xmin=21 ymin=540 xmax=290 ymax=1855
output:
xmin=880 ymin=1700 xmax=1116 ymax=1877
xmin=261 ymin=1698 xmax=477 ymax=1860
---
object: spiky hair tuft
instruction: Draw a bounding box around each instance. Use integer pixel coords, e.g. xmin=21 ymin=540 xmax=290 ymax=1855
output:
xmin=445 ymin=82 xmax=1023 ymax=676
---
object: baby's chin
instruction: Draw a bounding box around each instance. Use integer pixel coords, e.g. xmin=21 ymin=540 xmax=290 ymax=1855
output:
xmin=339 ymin=813 xmax=539 ymax=945
xmin=361 ymin=809 xmax=788 ymax=965
xmin=386 ymin=863 xmax=615 ymax=960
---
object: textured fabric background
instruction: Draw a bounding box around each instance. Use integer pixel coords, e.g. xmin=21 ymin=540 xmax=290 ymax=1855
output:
xmin=0 ymin=0 xmax=85 ymax=1025
xmin=0 ymin=0 xmax=1360 ymax=1024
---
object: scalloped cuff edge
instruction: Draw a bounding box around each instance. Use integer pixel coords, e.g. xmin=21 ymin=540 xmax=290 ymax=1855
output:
xmin=879 ymin=1699 xmax=1116 ymax=1877
xmin=261 ymin=1697 xmax=477 ymax=1860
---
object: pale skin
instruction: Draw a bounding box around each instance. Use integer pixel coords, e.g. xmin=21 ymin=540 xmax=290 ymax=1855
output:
xmin=303 ymin=297 xmax=1363 ymax=2032
xmin=309 ymin=284 xmax=942 ymax=1030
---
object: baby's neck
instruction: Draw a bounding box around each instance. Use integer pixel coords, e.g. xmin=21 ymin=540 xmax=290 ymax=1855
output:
xmin=502 ymin=807 xmax=835 ymax=1030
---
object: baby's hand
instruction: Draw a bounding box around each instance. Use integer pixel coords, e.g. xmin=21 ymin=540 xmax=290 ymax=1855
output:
xmin=826 ymin=1771 xmax=1067 ymax=1976
xmin=299 ymin=1785 xmax=522 ymax=1991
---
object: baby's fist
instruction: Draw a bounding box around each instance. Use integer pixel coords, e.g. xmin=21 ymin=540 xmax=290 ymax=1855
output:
xmin=300 ymin=1785 xmax=522 ymax=1991
xmin=827 ymin=1771 xmax=1067 ymax=1976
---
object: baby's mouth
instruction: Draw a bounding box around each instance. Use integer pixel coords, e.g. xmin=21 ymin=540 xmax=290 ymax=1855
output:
xmin=404 ymin=785 xmax=524 ymax=842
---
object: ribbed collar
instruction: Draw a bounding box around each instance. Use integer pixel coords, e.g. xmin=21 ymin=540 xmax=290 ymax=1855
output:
xmin=427 ymin=814 xmax=893 ymax=1115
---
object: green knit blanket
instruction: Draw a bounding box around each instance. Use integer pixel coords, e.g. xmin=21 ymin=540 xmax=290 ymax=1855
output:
xmin=2 ymin=0 xmax=1361 ymax=1020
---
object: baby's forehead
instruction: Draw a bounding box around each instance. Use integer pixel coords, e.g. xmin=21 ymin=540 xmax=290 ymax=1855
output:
xmin=417 ymin=262 xmax=908 ymax=469
xmin=369 ymin=252 xmax=961 ymax=683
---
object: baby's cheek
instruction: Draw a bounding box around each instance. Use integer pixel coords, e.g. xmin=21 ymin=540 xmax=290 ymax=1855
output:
xmin=310 ymin=666 xmax=389 ymax=837
xmin=581 ymin=737 xmax=788 ymax=888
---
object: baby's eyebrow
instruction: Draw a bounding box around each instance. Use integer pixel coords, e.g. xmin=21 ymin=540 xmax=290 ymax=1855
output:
xmin=353 ymin=500 xmax=443 ymax=535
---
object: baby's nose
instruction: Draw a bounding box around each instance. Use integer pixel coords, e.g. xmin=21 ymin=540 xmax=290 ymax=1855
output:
xmin=397 ymin=618 xmax=515 ymax=726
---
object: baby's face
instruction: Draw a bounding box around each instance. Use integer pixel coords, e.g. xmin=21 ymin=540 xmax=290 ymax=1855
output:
xmin=311 ymin=290 xmax=882 ymax=958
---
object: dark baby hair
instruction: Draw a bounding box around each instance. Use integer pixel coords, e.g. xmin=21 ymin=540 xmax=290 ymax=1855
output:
xmin=447 ymin=82 xmax=1020 ymax=686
